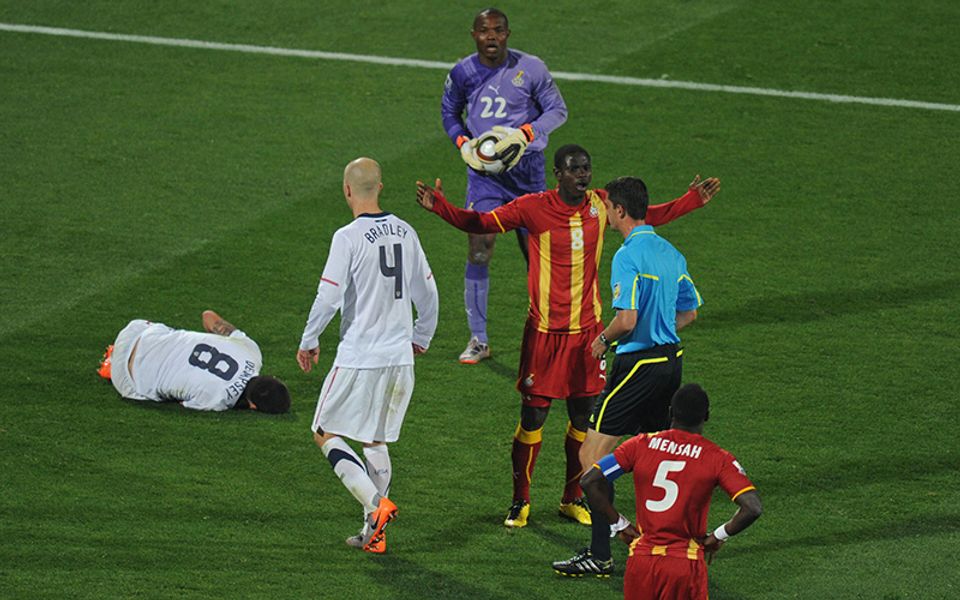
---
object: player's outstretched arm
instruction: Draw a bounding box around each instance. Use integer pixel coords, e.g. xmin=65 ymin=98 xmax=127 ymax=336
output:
xmin=689 ymin=174 xmax=721 ymax=204
xmin=202 ymin=310 xmax=236 ymax=336
xmin=415 ymin=179 xmax=443 ymax=211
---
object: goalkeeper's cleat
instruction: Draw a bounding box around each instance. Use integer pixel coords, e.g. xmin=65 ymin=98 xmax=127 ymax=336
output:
xmin=492 ymin=124 xmax=534 ymax=169
xmin=552 ymin=548 xmax=613 ymax=578
xmin=97 ymin=345 xmax=114 ymax=380
xmin=362 ymin=496 xmax=398 ymax=552
xmin=458 ymin=337 xmax=491 ymax=364
xmin=347 ymin=531 xmax=386 ymax=554
xmin=559 ymin=497 xmax=592 ymax=526
xmin=504 ymin=499 xmax=530 ymax=528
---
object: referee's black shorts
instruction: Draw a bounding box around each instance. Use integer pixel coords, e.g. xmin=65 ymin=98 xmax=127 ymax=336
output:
xmin=589 ymin=344 xmax=683 ymax=436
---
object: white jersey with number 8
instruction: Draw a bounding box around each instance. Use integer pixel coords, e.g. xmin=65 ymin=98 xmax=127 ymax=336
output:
xmin=112 ymin=320 xmax=263 ymax=411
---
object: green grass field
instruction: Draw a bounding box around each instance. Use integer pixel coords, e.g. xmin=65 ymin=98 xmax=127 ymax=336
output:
xmin=2 ymin=1 xmax=959 ymax=598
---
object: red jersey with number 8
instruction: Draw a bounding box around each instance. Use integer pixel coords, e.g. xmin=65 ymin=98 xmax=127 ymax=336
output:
xmin=613 ymin=429 xmax=755 ymax=559
xmin=430 ymin=187 xmax=704 ymax=334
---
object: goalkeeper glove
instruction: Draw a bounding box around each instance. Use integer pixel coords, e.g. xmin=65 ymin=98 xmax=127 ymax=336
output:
xmin=493 ymin=124 xmax=534 ymax=170
xmin=457 ymin=136 xmax=485 ymax=172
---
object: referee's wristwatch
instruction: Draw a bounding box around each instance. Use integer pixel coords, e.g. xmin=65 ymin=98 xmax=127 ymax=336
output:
xmin=598 ymin=332 xmax=611 ymax=349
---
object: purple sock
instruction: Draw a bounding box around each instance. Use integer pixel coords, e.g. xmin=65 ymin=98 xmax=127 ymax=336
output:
xmin=464 ymin=263 xmax=489 ymax=343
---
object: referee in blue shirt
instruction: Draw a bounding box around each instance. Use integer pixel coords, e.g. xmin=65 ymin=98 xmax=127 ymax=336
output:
xmin=553 ymin=173 xmax=717 ymax=576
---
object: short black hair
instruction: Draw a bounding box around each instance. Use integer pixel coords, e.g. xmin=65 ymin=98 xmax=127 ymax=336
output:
xmin=243 ymin=376 xmax=291 ymax=414
xmin=554 ymin=144 xmax=590 ymax=171
xmin=670 ymin=383 xmax=709 ymax=427
xmin=604 ymin=176 xmax=649 ymax=220
xmin=474 ymin=8 xmax=509 ymax=29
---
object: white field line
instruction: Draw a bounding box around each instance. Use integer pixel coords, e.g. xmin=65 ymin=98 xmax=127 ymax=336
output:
xmin=2 ymin=22 xmax=959 ymax=114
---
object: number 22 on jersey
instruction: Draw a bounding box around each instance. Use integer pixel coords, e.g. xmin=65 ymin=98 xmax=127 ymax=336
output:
xmin=645 ymin=460 xmax=686 ymax=512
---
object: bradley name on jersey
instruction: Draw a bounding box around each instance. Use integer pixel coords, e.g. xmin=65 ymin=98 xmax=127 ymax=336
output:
xmin=363 ymin=220 xmax=410 ymax=244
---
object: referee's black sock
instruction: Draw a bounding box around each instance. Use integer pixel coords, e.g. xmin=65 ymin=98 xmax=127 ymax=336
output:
xmin=589 ymin=481 xmax=615 ymax=561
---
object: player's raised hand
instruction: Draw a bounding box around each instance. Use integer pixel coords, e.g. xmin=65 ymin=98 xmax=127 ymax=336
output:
xmin=689 ymin=175 xmax=721 ymax=204
xmin=297 ymin=347 xmax=319 ymax=373
xmin=415 ymin=179 xmax=443 ymax=211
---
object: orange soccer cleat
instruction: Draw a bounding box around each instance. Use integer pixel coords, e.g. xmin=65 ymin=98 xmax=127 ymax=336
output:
xmin=97 ymin=345 xmax=114 ymax=380
xmin=362 ymin=496 xmax=398 ymax=552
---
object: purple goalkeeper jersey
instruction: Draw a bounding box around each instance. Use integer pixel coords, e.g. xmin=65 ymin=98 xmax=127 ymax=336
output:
xmin=441 ymin=49 xmax=567 ymax=204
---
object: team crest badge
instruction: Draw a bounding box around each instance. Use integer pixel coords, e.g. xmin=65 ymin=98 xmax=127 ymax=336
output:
xmin=589 ymin=204 xmax=599 ymax=218
xmin=613 ymin=282 xmax=621 ymax=301
xmin=523 ymin=373 xmax=535 ymax=387
xmin=511 ymin=70 xmax=525 ymax=87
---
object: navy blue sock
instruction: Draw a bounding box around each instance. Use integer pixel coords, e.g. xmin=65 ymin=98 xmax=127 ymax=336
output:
xmin=590 ymin=481 xmax=615 ymax=561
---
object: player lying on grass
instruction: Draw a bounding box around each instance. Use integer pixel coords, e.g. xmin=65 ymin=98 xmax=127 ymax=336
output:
xmin=97 ymin=310 xmax=290 ymax=413
xmin=416 ymin=145 xmax=719 ymax=530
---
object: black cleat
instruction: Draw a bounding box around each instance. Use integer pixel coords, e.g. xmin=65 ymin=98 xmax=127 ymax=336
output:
xmin=552 ymin=548 xmax=613 ymax=578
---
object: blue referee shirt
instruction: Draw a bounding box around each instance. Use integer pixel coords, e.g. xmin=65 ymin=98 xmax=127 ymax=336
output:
xmin=610 ymin=225 xmax=701 ymax=353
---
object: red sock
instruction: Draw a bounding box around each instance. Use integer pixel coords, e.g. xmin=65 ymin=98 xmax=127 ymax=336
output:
xmin=511 ymin=424 xmax=543 ymax=503
xmin=562 ymin=421 xmax=587 ymax=503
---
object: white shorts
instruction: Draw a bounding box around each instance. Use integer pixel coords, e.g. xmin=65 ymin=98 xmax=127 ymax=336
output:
xmin=110 ymin=319 xmax=151 ymax=400
xmin=311 ymin=365 xmax=414 ymax=444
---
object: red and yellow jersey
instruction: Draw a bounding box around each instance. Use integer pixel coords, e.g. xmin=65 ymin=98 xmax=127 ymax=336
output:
xmin=611 ymin=429 xmax=755 ymax=560
xmin=431 ymin=187 xmax=703 ymax=334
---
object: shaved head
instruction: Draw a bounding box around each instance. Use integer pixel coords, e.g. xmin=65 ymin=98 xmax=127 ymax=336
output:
xmin=343 ymin=157 xmax=382 ymax=198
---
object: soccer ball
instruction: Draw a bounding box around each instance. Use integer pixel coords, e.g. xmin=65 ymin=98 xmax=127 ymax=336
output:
xmin=473 ymin=129 xmax=506 ymax=174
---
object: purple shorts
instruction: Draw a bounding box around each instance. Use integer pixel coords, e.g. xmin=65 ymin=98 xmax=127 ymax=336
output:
xmin=465 ymin=150 xmax=546 ymax=211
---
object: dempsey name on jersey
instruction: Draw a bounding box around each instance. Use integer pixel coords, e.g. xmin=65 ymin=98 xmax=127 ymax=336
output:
xmin=225 ymin=359 xmax=258 ymax=402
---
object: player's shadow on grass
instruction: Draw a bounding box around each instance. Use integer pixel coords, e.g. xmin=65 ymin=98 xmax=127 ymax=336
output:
xmin=365 ymin=552 xmax=515 ymax=600
xmin=703 ymin=277 xmax=960 ymax=328
xmin=480 ymin=355 xmax=517 ymax=381
xmin=114 ymin=395 xmax=298 ymax=421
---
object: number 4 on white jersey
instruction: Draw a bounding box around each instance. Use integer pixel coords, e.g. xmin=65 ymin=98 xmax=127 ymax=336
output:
xmin=645 ymin=460 xmax=687 ymax=513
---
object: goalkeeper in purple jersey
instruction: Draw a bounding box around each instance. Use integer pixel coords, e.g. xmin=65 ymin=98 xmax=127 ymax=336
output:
xmin=441 ymin=7 xmax=568 ymax=365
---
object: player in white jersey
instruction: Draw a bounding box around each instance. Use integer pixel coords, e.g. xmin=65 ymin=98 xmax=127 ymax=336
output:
xmin=98 ymin=310 xmax=290 ymax=413
xmin=297 ymin=157 xmax=439 ymax=554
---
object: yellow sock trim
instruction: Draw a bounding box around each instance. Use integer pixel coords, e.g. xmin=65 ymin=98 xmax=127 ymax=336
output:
xmin=514 ymin=424 xmax=543 ymax=444
xmin=565 ymin=421 xmax=587 ymax=442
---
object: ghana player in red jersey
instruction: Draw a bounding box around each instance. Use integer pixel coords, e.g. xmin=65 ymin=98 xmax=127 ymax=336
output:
xmin=416 ymin=145 xmax=715 ymax=528
xmin=574 ymin=384 xmax=763 ymax=598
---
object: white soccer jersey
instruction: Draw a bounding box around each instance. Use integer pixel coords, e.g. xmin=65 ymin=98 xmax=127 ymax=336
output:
xmin=129 ymin=324 xmax=262 ymax=411
xmin=300 ymin=212 xmax=439 ymax=368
